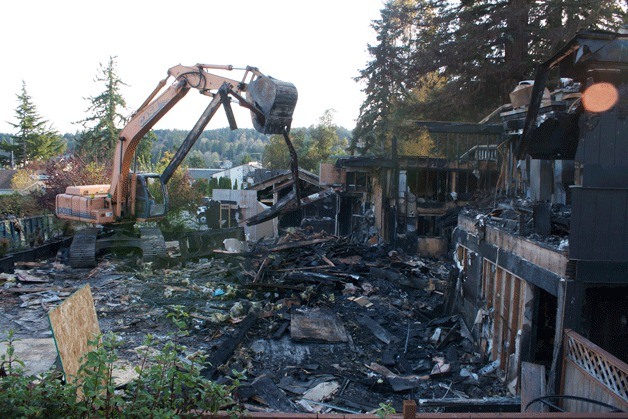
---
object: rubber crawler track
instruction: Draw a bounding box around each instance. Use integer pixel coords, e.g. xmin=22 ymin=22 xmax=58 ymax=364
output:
xmin=69 ymin=227 xmax=99 ymax=268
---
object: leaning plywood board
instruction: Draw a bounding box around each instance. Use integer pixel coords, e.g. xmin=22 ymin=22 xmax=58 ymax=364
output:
xmin=48 ymin=284 xmax=101 ymax=384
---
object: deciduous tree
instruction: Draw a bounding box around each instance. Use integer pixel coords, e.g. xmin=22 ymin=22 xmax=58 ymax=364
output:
xmin=154 ymin=151 xmax=200 ymax=217
xmin=39 ymin=155 xmax=110 ymax=211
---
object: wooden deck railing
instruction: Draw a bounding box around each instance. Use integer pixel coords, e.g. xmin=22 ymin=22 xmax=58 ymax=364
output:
xmin=562 ymin=329 xmax=627 ymax=411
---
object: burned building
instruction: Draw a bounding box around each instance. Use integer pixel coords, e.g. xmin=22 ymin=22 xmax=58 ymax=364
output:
xmin=452 ymin=29 xmax=628 ymax=412
xmin=320 ymin=130 xmax=500 ymax=257
xmin=315 ymin=29 xmax=627 ymax=413
xmin=245 ymin=168 xmax=336 ymax=235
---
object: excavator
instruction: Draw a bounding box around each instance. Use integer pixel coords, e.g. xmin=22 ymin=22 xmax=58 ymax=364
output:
xmin=55 ymin=64 xmax=297 ymax=268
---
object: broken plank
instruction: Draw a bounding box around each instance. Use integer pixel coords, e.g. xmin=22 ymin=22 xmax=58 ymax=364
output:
xmin=285 ymin=271 xmax=346 ymax=284
xmin=357 ymin=315 xmax=394 ymax=344
xmin=245 ymin=283 xmax=305 ymax=292
xmin=272 ymin=321 xmax=290 ymax=340
xmin=203 ymin=313 xmax=258 ymax=379
xmin=270 ymin=237 xmax=334 ymax=252
xmin=253 ymin=256 xmax=271 ymax=283
xmin=520 ymin=362 xmax=547 ymax=412
xmin=15 ymin=269 xmax=49 ymax=283
xmin=251 ymin=374 xmax=295 ymax=412
xmin=320 ymin=255 xmax=335 ymax=267
xmin=350 ymin=296 xmax=374 ymax=308
xmin=365 ymin=362 xmax=428 ymax=392
xmin=2 ymin=286 xmax=75 ymax=294
xmin=302 ymin=380 xmax=340 ymax=402
xmin=274 ymin=265 xmax=331 ymax=272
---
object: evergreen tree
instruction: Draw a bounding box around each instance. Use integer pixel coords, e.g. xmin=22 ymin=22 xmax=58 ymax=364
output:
xmin=208 ymin=177 xmax=219 ymax=196
xmin=2 ymin=81 xmax=65 ymax=167
xmin=218 ymin=177 xmax=232 ymax=189
xmin=135 ymin=130 xmax=157 ymax=170
xmin=354 ymin=0 xmax=626 ymax=156
xmin=75 ymin=56 xmax=128 ymax=162
xmin=352 ymin=0 xmax=418 ymax=156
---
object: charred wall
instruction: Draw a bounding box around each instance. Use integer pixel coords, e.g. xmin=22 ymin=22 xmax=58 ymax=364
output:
xmin=453 ymin=214 xmax=569 ymax=391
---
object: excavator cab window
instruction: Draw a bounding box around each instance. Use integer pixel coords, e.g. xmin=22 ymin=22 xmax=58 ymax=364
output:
xmin=135 ymin=174 xmax=167 ymax=219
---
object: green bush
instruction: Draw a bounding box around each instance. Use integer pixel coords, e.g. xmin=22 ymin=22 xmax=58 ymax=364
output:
xmin=0 ymin=238 xmax=9 ymax=257
xmin=0 ymin=193 xmax=43 ymax=219
xmin=0 ymin=309 xmax=243 ymax=417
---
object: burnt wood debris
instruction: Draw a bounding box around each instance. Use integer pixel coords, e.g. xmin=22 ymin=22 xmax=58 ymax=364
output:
xmin=0 ymin=228 xmax=514 ymax=414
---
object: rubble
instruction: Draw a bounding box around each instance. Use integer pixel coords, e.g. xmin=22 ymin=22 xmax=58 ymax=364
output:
xmin=0 ymin=227 xmax=514 ymax=414
xmin=456 ymin=193 xmax=571 ymax=253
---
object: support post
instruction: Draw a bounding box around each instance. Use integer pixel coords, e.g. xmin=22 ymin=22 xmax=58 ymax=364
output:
xmin=403 ymin=399 xmax=417 ymax=419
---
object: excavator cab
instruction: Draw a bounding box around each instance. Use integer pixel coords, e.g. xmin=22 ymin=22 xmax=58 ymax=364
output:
xmin=134 ymin=174 xmax=168 ymax=221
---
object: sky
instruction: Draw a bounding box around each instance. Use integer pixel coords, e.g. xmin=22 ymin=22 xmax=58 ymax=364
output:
xmin=0 ymin=0 xmax=385 ymax=135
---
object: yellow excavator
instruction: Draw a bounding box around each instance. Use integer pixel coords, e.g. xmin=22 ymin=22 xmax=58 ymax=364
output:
xmin=55 ymin=64 xmax=297 ymax=267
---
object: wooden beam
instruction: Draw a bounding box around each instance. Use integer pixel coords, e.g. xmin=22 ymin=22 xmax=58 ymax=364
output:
xmin=458 ymin=215 xmax=568 ymax=276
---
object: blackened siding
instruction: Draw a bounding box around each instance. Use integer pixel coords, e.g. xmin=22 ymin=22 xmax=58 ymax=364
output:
xmin=570 ymin=187 xmax=628 ymax=262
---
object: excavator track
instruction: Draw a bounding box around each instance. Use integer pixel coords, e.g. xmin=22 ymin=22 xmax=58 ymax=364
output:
xmin=69 ymin=227 xmax=100 ymax=268
xmin=139 ymin=227 xmax=167 ymax=263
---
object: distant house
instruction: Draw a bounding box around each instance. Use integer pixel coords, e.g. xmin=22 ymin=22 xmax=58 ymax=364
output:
xmin=187 ymin=168 xmax=222 ymax=181
xmin=0 ymin=170 xmax=17 ymax=195
xmin=0 ymin=169 xmax=47 ymax=195
xmin=211 ymin=161 xmax=263 ymax=190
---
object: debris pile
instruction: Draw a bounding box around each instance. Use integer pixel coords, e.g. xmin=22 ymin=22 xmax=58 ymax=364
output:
xmin=459 ymin=195 xmax=571 ymax=252
xmin=0 ymin=228 xmax=514 ymax=414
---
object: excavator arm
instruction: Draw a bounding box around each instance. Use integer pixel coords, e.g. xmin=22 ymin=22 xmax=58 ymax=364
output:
xmin=107 ymin=64 xmax=297 ymax=220
xmin=55 ymin=63 xmax=298 ymax=269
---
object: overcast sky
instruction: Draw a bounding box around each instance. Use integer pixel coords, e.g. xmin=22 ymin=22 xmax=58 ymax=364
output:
xmin=0 ymin=0 xmax=384 ymax=135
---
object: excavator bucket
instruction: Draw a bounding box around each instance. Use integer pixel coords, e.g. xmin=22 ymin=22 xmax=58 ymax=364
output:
xmin=247 ymin=76 xmax=298 ymax=134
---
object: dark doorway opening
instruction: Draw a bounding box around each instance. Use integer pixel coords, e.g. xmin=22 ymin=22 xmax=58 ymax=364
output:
xmin=532 ymin=288 xmax=557 ymax=370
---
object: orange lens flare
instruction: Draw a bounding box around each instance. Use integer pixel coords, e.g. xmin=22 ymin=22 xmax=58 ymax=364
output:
xmin=582 ymin=82 xmax=619 ymax=113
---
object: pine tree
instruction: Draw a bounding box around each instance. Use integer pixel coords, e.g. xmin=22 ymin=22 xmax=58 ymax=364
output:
xmin=354 ymin=0 xmax=626 ymax=156
xmin=75 ymin=56 xmax=128 ymax=162
xmin=1 ymin=81 xmax=65 ymax=167
xmin=352 ymin=0 xmax=425 ymax=156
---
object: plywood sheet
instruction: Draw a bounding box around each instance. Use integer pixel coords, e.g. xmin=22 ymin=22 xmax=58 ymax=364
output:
xmin=48 ymin=284 xmax=101 ymax=384
xmin=520 ymin=362 xmax=546 ymax=412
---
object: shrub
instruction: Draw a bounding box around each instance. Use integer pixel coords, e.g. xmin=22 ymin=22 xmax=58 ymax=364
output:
xmin=0 ymin=238 xmax=10 ymax=258
xmin=0 ymin=310 xmax=242 ymax=417
xmin=0 ymin=193 xmax=43 ymax=219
